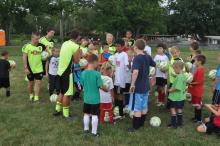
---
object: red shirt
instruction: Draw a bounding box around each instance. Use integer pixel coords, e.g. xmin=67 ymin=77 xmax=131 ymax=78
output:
xmin=188 ymin=67 xmax=204 ymax=97
xmin=123 ymin=47 xmax=129 ymax=52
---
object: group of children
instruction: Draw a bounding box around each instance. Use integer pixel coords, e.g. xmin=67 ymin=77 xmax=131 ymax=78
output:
xmin=1 ymin=31 xmax=220 ymax=137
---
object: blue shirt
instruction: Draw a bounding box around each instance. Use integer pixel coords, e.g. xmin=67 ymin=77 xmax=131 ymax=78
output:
xmin=215 ymin=66 xmax=220 ymax=90
xmin=132 ymin=54 xmax=156 ymax=93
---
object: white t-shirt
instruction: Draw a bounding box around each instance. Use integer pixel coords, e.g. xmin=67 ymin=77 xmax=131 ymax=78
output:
xmin=154 ymin=54 xmax=169 ymax=79
xmin=49 ymin=56 xmax=59 ymax=75
xmin=113 ymin=51 xmax=129 ymax=88
xmin=144 ymin=45 xmax=152 ymax=56
xmin=100 ymin=76 xmax=114 ymax=103
xmin=125 ymin=65 xmax=132 ymax=84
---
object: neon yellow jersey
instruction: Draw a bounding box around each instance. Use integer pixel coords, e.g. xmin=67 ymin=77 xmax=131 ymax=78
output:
xmin=58 ymin=40 xmax=79 ymax=75
xmin=22 ymin=43 xmax=43 ymax=73
xmin=80 ymin=46 xmax=87 ymax=56
xmin=39 ymin=36 xmax=54 ymax=54
xmin=168 ymin=57 xmax=184 ymax=84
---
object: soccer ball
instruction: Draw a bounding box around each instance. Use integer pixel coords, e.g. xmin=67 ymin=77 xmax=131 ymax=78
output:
xmin=171 ymin=68 xmax=177 ymax=77
xmin=101 ymin=75 xmax=111 ymax=90
xmin=41 ymin=51 xmax=49 ymax=61
xmin=129 ymin=111 xmax=134 ymax=119
xmin=185 ymin=62 xmax=193 ymax=72
xmin=186 ymin=92 xmax=192 ymax=101
xmin=108 ymin=55 xmax=115 ymax=63
xmin=123 ymin=105 xmax=129 ymax=114
xmin=159 ymin=61 xmax=169 ymax=72
xmin=104 ymin=112 xmax=109 ymax=122
xmin=79 ymin=58 xmax=88 ymax=67
xmin=114 ymin=106 xmax=119 ymax=116
xmin=150 ymin=116 xmax=161 ymax=127
xmin=208 ymin=69 xmax=217 ymax=80
xmin=8 ymin=60 xmax=16 ymax=68
xmin=50 ymin=94 xmax=58 ymax=103
xmin=184 ymin=72 xmax=193 ymax=83
xmin=149 ymin=67 xmax=156 ymax=77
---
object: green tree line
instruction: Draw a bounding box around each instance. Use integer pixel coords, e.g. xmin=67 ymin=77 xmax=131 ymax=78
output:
xmin=0 ymin=0 xmax=220 ymax=45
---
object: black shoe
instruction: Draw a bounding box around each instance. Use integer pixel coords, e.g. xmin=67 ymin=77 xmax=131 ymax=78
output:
xmin=63 ymin=115 xmax=72 ymax=121
xmin=92 ymin=133 xmax=100 ymax=137
xmin=53 ymin=111 xmax=62 ymax=116
xmin=6 ymin=91 xmax=10 ymax=97
xmin=167 ymin=124 xmax=177 ymax=129
xmin=128 ymin=128 xmax=136 ymax=133
xmin=84 ymin=130 xmax=89 ymax=134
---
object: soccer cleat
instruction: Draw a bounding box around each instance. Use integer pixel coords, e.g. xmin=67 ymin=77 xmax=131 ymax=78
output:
xmin=92 ymin=133 xmax=100 ymax=137
xmin=29 ymin=94 xmax=34 ymax=101
xmin=167 ymin=124 xmax=177 ymax=129
xmin=53 ymin=111 xmax=62 ymax=117
xmin=63 ymin=115 xmax=72 ymax=121
xmin=84 ymin=130 xmax=89 ymax=134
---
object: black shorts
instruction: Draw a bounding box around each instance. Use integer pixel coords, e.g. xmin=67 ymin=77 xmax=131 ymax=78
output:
xmin=205 ymin=122 xmax=220 ymax=134
xmin=42 ymin=61 xmax=46 ymax=75
xmin=0 ymin=78 xmax=10 ymax=88
xmin=124 ymin=83 xmax=131 ymax=93
xmin=83 ymin=103 xmax=100 ymax=115
xmin=156 ymin=77 xmax=167 ymax=87
xmin=49 ymin=74 xmax=60 ymax=93
xmin=58 ymin=71 xmax=71 ymax=95
xmin=212 ymin=90 xmax=220 ymax=104
xmin=27 ymin=73 xmax=43 ymax=81
xmin=114 ymin=86 xmax=125 ymax=95
xmin=169 ymin=100 xmax=185 ymax=109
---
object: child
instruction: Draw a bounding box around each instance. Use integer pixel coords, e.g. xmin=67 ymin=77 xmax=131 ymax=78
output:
xmin=0 ymin=50 xmax=12 ymax=97
xmin=197 ymin=103 xmax=220 ymax=134
xmin=154 ymin=44 xmax=169 ymax=106
xmin=129 ymin=39 xmax=156 ymax=131
xmin=99 ymin=62 xmax=114 ymax=124
xmin=99 ymin=42 xmax=111 ymax=67
xmin=80 ymin=38 xmax=89 ymax=57
xmin=167 ymin=60 xmax=186 ymax=128
xmin=46 ymin=48 xmax=60 ymax=96
xmin=80 ymin=54 xmax=106 ymax=136
xmin=72 ymin=62 xmax=82 ymax=101
xmin=188 ymin=55 xmax=206 ymax=123
xmin=167 ymin=46 xmax=184 ymax=109
xmin=124 ymin=49 xmax=134 ymax=106
xmin=211 ymin=53 xmax=220 ymax=104
xmin=113 ymin=39 xmax=129 ymax=118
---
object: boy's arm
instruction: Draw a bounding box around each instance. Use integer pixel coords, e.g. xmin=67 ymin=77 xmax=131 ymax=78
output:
xmin=45 ymin=60 xmax=49 ymax=77
xmin=130 ymin=69 xmax=139 ymax=92
xmin=205 ymin=104 xmax=220 ymax=116
xmin=22 ymin=53 xmax=30 ymax=74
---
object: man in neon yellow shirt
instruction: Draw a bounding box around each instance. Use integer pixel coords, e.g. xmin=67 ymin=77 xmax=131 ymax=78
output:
xmin=22 ymin=32 xmax=50 ymax=102
xmin=53 ymin=31 xmax=82 ymax=120
xmin=100 ymin=33 xmax=116 ymax=54
xmin=39 ymin=28 xmax=55 ymax=54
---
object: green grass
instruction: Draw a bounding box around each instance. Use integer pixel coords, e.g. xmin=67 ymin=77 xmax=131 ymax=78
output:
xmin=0 ymin=48 xmax=220 ymax=146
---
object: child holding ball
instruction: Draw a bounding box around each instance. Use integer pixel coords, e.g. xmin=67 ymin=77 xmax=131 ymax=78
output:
xmin=167 ymin=60 xmax=186 ymax=128
xmin=99 ymin=62 xmax=114 ymax=124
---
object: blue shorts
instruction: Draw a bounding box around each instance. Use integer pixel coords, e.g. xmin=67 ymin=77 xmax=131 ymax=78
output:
xmin=128 ymin=93 xmax=149 ymax=112
xmin=169 ymin=100 xmax=185 ymax=109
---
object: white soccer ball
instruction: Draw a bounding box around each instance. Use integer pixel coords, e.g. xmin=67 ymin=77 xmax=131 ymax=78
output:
xmin=185 ymin=62 xmax=193 ymax=72
xmin=149 ymin=67 xmax=156 ymax=77
xmin=208 ymin=69 xmax=217 ymax=80
xmin=184 ymin=72 xmax=193 ymax=83
xmin=41 ymin=51 xmax=49 ymax=61
xmin=123 ymin=105 xmax=129 ymax=114
xmin=8 ymin=60 xmax=16 ymax=68
xmin=104 ymin=112 xmax=109 ymax=122
xmin=101 ymin=75 xmax=111 ymax=90
xmin=159 ymin=61 xmax=169 ymax=72
xmin=114 ymin=106 xmax=119 ymax=116
xmin=79 ymin=58 xmax=88 ymax=67
xmin=150 ymin=116 xmax=161 ymax=127
xmin=108 ymin=55 xmax=115 ymax=63
xmin=186 ymin=92 xmax=192 ymax=101
xmin=50 ymin=94 xmax=58 ymax=103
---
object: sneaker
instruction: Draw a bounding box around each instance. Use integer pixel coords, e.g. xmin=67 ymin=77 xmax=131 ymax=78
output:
xmin=114 ymin=115 xmax=122 ymax=120
xmin=64 ymin=116 xmax=72 ymax=121
xmin=29 ymin=95 xmax=34 ymax=101
xmin=84 ymin=130 xmax=89 ymax=134
xmin=157 ymin=103 xmax=162 ymax=107
xmin=92 ymin=133 xmax=100 ymax=137
xmin=191 ymin=118 xmax=198 ymax=123
xmin=53 ymin=111 xmax=62 ymax=116
xmin=167 ymin=124 xmax=177 ymax=129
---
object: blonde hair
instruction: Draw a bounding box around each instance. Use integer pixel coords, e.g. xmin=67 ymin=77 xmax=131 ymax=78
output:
xmin=173 ymin=60 xmax=184 ymax=70
xmin=101 ymin=62 xmax=112 ymax=73
xmin=106 ymin=33 xmax=113 ymax=39
xmin=170 ymin=46 xmax=180 ymax=54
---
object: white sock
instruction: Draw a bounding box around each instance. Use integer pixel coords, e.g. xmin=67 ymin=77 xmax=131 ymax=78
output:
xmin=83 ymin=114 xmax=90 ymax=131
xmin=91 ymin=115 xmax=98 ymax=134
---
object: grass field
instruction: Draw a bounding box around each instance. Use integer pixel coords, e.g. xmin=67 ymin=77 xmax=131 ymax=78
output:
xmin=0 ymin=47 xmax=220 ymax=146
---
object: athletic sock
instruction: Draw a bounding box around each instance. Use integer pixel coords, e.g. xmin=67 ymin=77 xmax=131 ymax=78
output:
xmin=133 ymin=116 xmax=141 ymax=129
xmin=177 ymin=113 xmax=183 ymax=126
xmin=194 ymin=108 xmax=197 ymax=120
xmin=140 ymin=114 xmax=146 ymax=127
xmin=55 ymin=101 xmax=62 ymax=112
xmin=114 ymin=99 xmax=119 ymax=107
xmin=196 ymin=108 xmax=202 ymax=122
xmin=34 ymin=96 xmax=39 ymax=101
xmin=171 ymin=115 xmax=177 ymax=126
xmin=118 ymin=100 xmax=124 ymax=116
xmin=83 ymin=114 xmax=90 ymax=131
xmin=91 ymin=115 xmax=98 ymax=134
xmin=63 ymin=106 xmax=70 ymax=117
xmin=49 ymin=90 xmax=53 ymax=96
xmin=6 ymin=89 xmax=10 ymax=97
